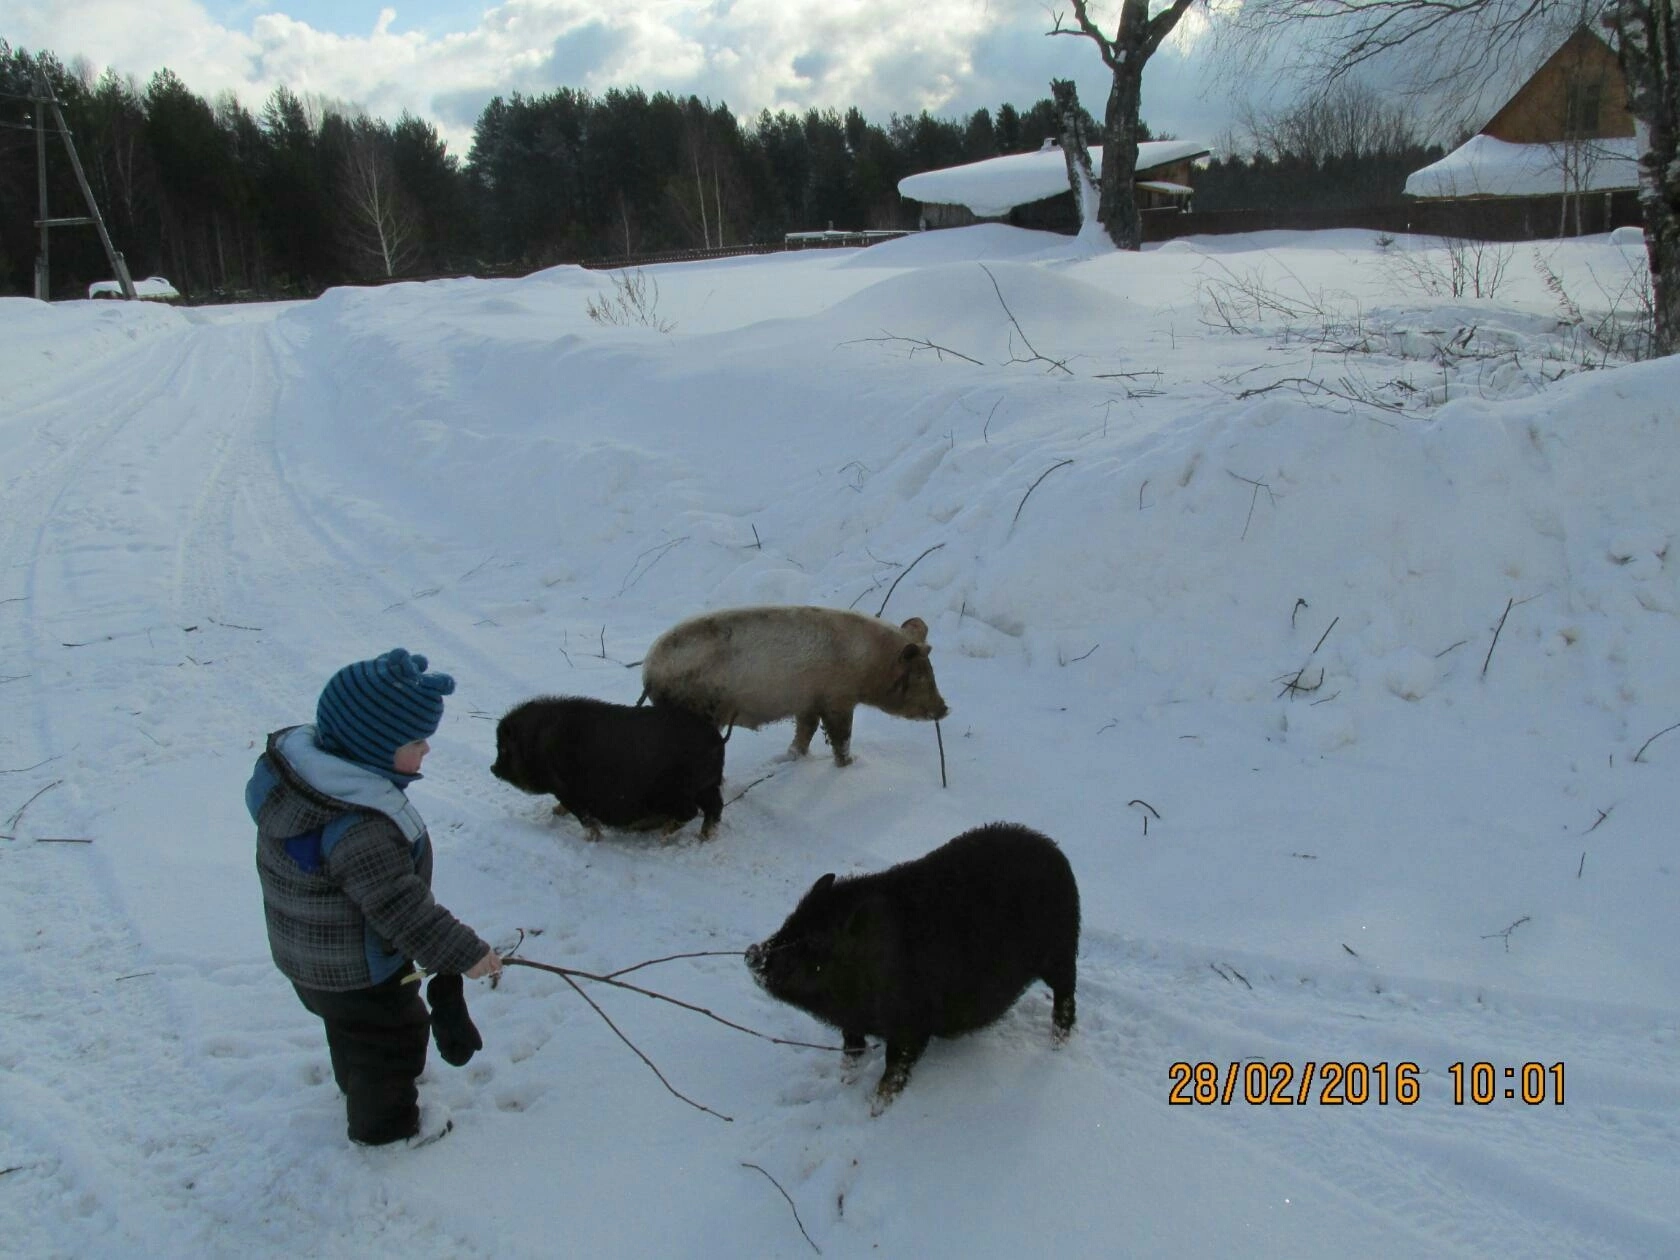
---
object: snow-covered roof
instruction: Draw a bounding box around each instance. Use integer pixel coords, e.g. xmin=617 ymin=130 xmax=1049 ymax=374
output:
xmin=1405 ymin=134 xmax=1639 ymax=199
xmin=87 ymin=275 xmax=180 ymax=300
xmin=898 ymin=141 xmax=1209 ymax=217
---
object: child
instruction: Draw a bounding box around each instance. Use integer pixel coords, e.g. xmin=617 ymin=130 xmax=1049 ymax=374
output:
xmin=247 ymin=647 xmax=501 ymax=1147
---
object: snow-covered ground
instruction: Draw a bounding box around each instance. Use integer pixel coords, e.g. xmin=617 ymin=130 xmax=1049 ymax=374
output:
xmin=1 ymin=225 xmax=1676 ymax=1258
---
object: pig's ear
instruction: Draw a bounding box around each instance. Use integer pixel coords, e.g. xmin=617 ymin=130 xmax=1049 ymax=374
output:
xmin=808 ymin=873 xmax=836 ymax=899
xmin=899 ymin=643 xmax=920 ymax=662
xmin=900 ymin=617 xmax=929 ymax=644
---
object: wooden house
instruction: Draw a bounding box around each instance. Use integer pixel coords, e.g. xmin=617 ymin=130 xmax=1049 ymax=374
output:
xmin=898 ymin=140 xmax=1210 ymax=233
xmin=1480 ymin=26 xmax=1633 ymax=145
xmin=1405 ymin=27 xmax=1640 ymax=232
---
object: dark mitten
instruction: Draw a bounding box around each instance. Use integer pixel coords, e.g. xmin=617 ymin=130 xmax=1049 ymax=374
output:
xmin=427 ymin=973 xmax=483 ymax=1067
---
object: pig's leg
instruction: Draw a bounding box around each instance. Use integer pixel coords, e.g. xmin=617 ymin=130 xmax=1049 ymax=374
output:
xmin=871 ymin=1034 xmax=928 ymax=1115
xmin=783 ymin=711 xmax=819 ymax=759
xmin=1046 ymin=953 xmax=1078 ymax=1044
xmin=821 ymin=706 xmax=855 ymax=766
xmin=697 ymin=783 xmax=723 ymax=839
xmin=559 ymin=795 xmax=603 ymax=842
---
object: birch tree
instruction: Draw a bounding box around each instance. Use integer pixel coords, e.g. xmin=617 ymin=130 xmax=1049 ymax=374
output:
xmin=340 ymin=117 xmax=420 ymax=278
xmin=1049 ymin=0 xmax=1202 ymax=249
xmin=1607 ymin=0 xmax=1680 ymax=353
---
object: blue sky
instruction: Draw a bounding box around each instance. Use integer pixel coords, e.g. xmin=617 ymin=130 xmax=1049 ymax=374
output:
xmin=10 ymin=1 xmax=1248 ymax=159
xmin=201 ymin=1 xmax=462 ymax=36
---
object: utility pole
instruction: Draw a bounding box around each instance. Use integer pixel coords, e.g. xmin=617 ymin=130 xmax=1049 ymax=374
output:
xmin=35 ymin=77 xmax=48 ymax=299
xmin=31 ymin=68 xmax=135 ymax=300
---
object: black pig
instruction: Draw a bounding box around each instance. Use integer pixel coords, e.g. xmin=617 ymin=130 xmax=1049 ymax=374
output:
xmin=746 ymin=822 xmax=1079 ymax=1112
xmin=491 ymin=696 xmax=726 ymax=840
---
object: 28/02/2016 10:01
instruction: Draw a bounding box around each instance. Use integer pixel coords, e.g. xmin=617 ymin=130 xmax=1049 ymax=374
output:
xmin=1166 ymin=1060 xmax=1566 ymax=1105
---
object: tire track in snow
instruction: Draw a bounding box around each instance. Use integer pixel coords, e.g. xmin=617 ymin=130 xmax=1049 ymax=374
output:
xmin=222 ymin=312 xmax=569 ymax=721
xmin=0 ymin=313 xmax=499 ymax=1256
xmin=0 ymin=328 xmax=202 ymax=766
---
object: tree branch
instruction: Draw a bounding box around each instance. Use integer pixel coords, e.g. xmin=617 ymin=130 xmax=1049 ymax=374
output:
xmin=980 ymin=264 xmax=1074 ymax=374
xmin=741 ymin=1164 xmax=821 ymax=1254
xmin=1048 ymin=3 xmax=1121 ymax=70
xmin=877 ymin=543 xmax=945 ymax=618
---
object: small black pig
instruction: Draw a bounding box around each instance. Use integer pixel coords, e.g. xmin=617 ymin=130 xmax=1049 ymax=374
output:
xmin=491 ymin=695 xmax=726 ymax=840
xmin=746 ymin=822 xmax=1079 ymax=1113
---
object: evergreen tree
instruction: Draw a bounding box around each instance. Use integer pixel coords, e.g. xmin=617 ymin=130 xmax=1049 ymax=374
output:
xmin=392 ymin=111 xmax=467 ymax=268
xmin=260 ymin=85 xmax=332 ymax=289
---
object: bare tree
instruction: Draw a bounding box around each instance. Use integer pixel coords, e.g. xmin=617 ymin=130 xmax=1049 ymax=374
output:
xmin=1224 ymin=0 xmax=1581 ymax=127
xmin=1238 ymin=79 xmax=1422 ymax=162
xmin=340 ymin=117 xmax=420 ymax=278
xmin=1049 ymin=0 xmax=1202 ymax=249
xmin=1227 ymin=0 xmax=1680 ymax=356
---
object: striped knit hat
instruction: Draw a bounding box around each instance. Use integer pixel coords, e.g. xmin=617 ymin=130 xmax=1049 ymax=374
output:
xmin=315 ymin=648 xmax=455 ymax=773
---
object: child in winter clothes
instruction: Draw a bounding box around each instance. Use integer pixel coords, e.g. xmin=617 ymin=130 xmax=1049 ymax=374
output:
xmin=248 ymin=647 xmax=501 ymax=1146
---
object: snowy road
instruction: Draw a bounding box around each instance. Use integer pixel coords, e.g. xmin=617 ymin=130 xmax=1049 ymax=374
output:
xmin=2 ymin=232 xmax=1677 ymax=1257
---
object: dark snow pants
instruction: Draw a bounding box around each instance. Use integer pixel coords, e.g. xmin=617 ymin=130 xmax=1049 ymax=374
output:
xmin=294 ymin=967 xmax=430 ymax=1145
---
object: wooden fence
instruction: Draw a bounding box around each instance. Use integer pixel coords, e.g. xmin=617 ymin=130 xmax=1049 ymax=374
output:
xmin=1142 ymin=189 xmax=1642 ymax=243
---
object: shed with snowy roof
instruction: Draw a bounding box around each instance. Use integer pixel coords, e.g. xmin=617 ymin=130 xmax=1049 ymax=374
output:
xmin=898 ymin=139 xmax=1210 ymax=233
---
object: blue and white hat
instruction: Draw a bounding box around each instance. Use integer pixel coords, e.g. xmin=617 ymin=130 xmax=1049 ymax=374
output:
xmin=315 ymin=647 xmax=455 ymax=773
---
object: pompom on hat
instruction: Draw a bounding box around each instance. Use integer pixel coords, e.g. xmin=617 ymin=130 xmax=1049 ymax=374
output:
xmin=315 ymin=648 xmax=456 ymax=773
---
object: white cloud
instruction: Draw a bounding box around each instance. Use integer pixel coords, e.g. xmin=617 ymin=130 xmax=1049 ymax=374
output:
xmin=9 ymin=0 xmax=1230 ymax=158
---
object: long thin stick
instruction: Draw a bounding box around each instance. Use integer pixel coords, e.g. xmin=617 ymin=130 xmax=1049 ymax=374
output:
xmin=604 ymin=950 xmax=746 ymax=979
xmin=876 ymin=543 xmax=945 ymax=618
xmin=840 ymin=332 xmax=983 ymax=366
xmin=500 ymin=957 xmax=844 ymax=1051
xmin=1482 ymin=597 xmax=1514 ymax=677
xmin=1633 ymin=720 xmax=1680 ymax=763
xmin=742 ymin=1163 xmax=820 ymax=1254
xmin=1481 ymin=914 xmax=1531 ymax=952
xmin=1012 ymin=460 xmax=1073 ymax=529
xmin=726 ymin=771 xmax=777 ymax=806
xmin=554 ymin=969 xmax=732 ymax=1121
xmin=980 ymin=263 xmax=1072 ymax=374
xmin=935 ymin=720 xmax=948 ymax=788
xmin=4 ymin=780 xmax=60 ymax=832
xmin=0 ymin=757 xmax=60 ymax=774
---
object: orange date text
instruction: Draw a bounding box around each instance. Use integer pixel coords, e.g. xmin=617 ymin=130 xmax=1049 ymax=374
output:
xmin=1167 ymin=1060 xmax=1422 ymax=1106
